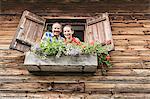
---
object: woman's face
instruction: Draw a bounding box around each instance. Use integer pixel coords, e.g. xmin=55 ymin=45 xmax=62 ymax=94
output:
xmin=63 ymin=26 xmax=73 ymax=39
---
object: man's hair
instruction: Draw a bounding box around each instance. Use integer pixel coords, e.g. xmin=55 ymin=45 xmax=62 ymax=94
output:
xmin=52 ymin=22 xmax=62 ymax=28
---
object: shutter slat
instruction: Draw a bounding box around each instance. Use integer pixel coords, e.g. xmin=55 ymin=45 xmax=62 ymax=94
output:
xmin=25 ymin=16 xmax=45 ymax=25
xmin=87 ymin=17 xmax=106 ymax=26
xmin=102 ymin=13 xmax=114 ymax=50
xmin=98 ymin=22 xmax=105 ymax=43
xmin=92 ymin=23 xmax=98 ymax=41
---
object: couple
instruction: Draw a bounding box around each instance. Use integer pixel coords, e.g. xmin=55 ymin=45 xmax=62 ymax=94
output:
xmin=41 ymin=22 xmax=80 ymax=45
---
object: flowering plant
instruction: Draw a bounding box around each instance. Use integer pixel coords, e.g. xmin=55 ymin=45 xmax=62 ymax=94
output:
xmin=80 ymin=41 xmax=112 ymax=74
xmin=31 ymin=37 xmax=112 ymax=75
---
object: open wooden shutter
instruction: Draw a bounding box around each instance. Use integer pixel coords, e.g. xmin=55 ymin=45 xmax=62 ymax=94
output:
xmin=10 ymin=10 xmax=45 ymax=52
xmin=84 ymin=13 xmax=114 ymax=51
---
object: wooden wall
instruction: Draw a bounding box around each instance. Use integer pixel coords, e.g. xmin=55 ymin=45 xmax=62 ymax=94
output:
xmin=1 ymin=0 xmax=150 ymax=15
xmin=0 ymin=1 xmax=150 ymax=98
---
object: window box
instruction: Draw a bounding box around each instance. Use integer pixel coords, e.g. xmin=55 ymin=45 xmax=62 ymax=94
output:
xmin=24 ymin=51 xmax=98 ymax=73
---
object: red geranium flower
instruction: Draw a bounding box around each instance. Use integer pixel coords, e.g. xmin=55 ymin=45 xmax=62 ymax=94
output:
xmin=90 ymin=40 xmax=95 ymax=45
xmin=106 ymin=55 xmax=111 ymax=60
xmin=76 ymin=41 xmax=81 ymax=45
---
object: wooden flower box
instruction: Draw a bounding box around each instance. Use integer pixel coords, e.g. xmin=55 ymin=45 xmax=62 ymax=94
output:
xmin=24 ymin=52 xmax=98 ymax=74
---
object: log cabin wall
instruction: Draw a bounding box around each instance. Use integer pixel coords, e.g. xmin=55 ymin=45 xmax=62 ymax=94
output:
xmin=0 ymin=0 xmax=150 ymax=98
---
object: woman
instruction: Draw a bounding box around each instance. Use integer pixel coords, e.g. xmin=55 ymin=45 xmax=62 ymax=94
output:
xmin=63 ymin=25 xmax=81 ymax=45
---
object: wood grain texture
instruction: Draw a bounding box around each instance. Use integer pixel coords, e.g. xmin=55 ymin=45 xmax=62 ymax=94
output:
xmin=0 ymin=5 xmax=150 ymax=98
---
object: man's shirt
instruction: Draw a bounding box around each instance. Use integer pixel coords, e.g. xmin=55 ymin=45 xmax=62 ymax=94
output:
xmin=41 ymin=32 xmax=64 ymax=45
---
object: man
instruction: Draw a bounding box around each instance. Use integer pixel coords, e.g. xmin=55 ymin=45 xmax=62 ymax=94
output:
xmin=41 ymin=22 xmax=64 ymax=44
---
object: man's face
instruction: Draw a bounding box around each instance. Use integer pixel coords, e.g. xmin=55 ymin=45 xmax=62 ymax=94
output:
xmin=52 ymin=23 xmax=62 ymax=36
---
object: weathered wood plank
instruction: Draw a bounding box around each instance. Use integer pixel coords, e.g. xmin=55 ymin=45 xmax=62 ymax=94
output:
xmin=0 ymin=32 xmax=17 ymax=37
xmin=85 ymin=83 xmax=150 ymax=93
xmin=0 ymin=55 xmax=24 ymax=60
xmin=114 ymin=39 xmax=150 ymax=46
xmin=110 ymin=50 xmax=150 ymax=56
xmin=111 ymin=20 xmax=150 ymax=24
xmin=0 ymin=40 xmax=11 ymax=44
xmin=0 ymin=15 xmax=20 ymax=20
xmin=0 ymin=92 xmax=86 ymax=99
xmin=0 ymin=45 xmax=10 ymax=49
xmin=0 ymin=68 xmax=29 ymax=76
xmin=0 ymin=63 xmax=24 ymax=69
xmin=0 ymin=82 xmax=85 ymax=93
xmin=89 ymin=93 xmax=150 ymax=99
xmin=109 ymin=13 xmax=150 ymax=20
xmin=0 ymin=28 xmax=16 ymax=31
xmin=0 ymin=92 xmax=88 ymax=99
xmin=112 ymin=27 xmax=150 ymax=35
xmin=111 ymin=93 xmax=150 ymax=99
xmin=111 ymin=22 xmax=150 ymax=28
xmin=0 ymin=75 xmax=150 ymax=84
xmin=0 ymin=82 xmax=150 ymax=93
xmin=0 ymin=93 xmax=150 ymax=99
xmin=111 ymin=56 xmax=150 ymax=62
xmin=0 ymin=23 xmax=18 ymax=27
xmin=111 ymin=23 xmax=144 ymax=27
xmin=112 ymin=62 xmax=150 ymax=69
xmin=108 ymin=69 xmax=150 ymax=76
xmin=0 ymin=82 xmax=48 ymax=90
xmin=0 ymin=49 xmax=23 ymax=54
xmin=0 ymin=36 xmax=13 ymax=40
xmin=114 ymin=45 xmax=150 ymax=51
xmin=113 ymin=35 xmax=150 ymax=40
xmin=48 ymin=82 xmax=85 ymax=92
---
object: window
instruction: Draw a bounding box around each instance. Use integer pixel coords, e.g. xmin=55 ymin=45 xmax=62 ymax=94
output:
xmin=45 ymin=19 xmax=86 ymax=42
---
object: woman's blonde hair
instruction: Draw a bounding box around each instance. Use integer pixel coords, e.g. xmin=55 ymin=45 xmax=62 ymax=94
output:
xmin=63 ymin=25 xmax=73 ymax=31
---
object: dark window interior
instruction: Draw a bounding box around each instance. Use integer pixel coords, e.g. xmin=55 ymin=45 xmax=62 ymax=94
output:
xmin=45 ymin=19 xmax=86 ymax=42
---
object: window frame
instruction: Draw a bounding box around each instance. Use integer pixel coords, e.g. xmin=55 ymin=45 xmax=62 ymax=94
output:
xmin=44 ymin=17 xmax=87 ymax=42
